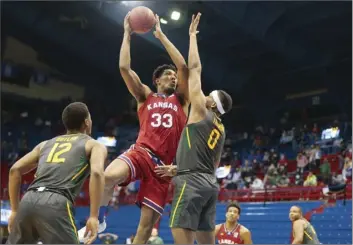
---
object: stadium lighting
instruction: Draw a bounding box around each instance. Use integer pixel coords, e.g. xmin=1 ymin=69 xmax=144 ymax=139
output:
xmin=121 ymin=1 xmax=142 ymax=6
xmin=171 ymin=11 xmax=180 ymax=21
xmin=160 ymin=18 xmax=168 ymax=24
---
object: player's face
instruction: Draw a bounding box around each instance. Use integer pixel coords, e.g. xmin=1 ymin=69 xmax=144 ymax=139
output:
xmin=84 ymin=113 xmax=92 ymax=136
xmin=289 ymin=206 xmax=301 ymax=221
xmin=226 ymin=207 xmax=240 ymax=222
xmin=205 ymin=94 xmax=216 ymax=110
xmin=156 ymin=69 xmax=177 ymax=95
xmin=151 ymin=228 xmax=158 ymax=237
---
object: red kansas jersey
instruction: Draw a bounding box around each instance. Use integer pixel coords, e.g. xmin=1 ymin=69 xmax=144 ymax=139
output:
xmin=216 ymin=223 xmax=244 ymax=244
xmin=136 ymin=93 xmax=187 ymax=165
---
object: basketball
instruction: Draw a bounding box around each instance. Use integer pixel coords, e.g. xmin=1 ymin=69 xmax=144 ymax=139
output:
xmin=129 ymin=6 xmax=156 ymax=34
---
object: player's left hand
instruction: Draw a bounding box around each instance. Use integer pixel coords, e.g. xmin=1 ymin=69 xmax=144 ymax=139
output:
xmin=155 ymin=165 xmax=176 ymax=177
xmin=189 ymin=12 xmax=201 ymax=36
xmin=83 ymin=216 xmax=99 ymax=244
xmin=7 ymin=211 xmax=17 ymax=233
xmin=153 ymin=14 xmax=164 ymax=39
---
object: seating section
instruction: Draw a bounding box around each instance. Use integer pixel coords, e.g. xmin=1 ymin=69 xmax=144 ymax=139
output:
xmin=75 ymin=200 xmax=352 ymax=244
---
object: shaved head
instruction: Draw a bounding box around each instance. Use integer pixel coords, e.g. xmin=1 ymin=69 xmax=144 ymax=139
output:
xmin=289 ymin=206 xmax=303 ymax=221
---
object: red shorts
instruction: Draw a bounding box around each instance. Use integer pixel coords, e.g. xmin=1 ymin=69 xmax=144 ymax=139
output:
xmin=117 ymin=145 xmax=171 ymax=215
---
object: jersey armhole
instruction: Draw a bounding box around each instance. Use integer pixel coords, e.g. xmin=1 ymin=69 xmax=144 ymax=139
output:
xmin=137 ymin=92 xmax=154 ymax=114
xmin=216 ymin=224 xmax=223 ymax=237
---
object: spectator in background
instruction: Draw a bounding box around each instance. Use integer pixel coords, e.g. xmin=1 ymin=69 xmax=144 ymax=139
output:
xmin=278 ymin=153 xmax=288 ymax=174
xmin=312 ymin=123 xmax=319 ymax=140
xmin=319 ymin=159 xmax=331 ymax=184
xmin=314 ymin=145 xmax=322 ymax=169
xmin=342 ymin=157 xmax=352 ymax=182
xmin=223 ymin=167 xmax=242 ymax=190
xmin=241 ymin=160 xmax=255 ymax=188
xmin=296 ymin=152 xmax=308 ymax=172
xmin=276 ymin=173 xmax=290 ymax=187
xmin=147 ymin=228 xmax=164 ymax=244
xmin=269 ymin=148 xmax=279 ymax=166
xmin=221 ymin=146 xmax=234 ymax=166
xmin=277 ymin=164 xmax=287 ymax=176
xmin=331 ymin=172 xmax=345 ymax=186
xmin=264 ymin=164 xmax=278 ymax=188
xmin=251 ymin=176 xmax=264 ymax=190
xmin=98 ymin=233 xmax=118 ymax=244
xmin=278 ymin=153 xmax=288 ymax=167
xmin=263 ymin=150 xmax=270 ymax=166
xmin=307 ymin=145 xmax=316 ymax=169
xmin=126 ymin=234 xmax=135 ymax=244
xmin=304 ymin=172 xmax=318 ymax=187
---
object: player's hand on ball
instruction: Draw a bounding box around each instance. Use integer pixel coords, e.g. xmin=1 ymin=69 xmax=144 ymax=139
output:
xmin=189 ymin=12 xmax=201 ymax=36
xmin=155 ymin=165 xmax=177 ymax=177
xmin=153 ymin=14 xmax=164 ymax=39
xmin=84 ymin=216 xmax=99 ymax=244
xmin=7 ymin=211 xmax=17 ymax=233
xmin=124 ymin=11 xmax=132 ymax=34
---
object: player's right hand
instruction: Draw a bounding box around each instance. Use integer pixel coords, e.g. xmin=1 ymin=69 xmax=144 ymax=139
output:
xmin=83 ymin=216 xmax=99 ymax=244
xmin=154 ymin=165 xmax=177 ymax=177
xmin=7 ymin=211 xmax=17 ymax=233
xmin=124 ymin=12 xmax=132 ymax=34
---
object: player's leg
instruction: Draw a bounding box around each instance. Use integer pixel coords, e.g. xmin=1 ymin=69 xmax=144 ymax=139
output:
xmin=195 ymin=186 xmax=218 ymax=244
xmin=132 ymin=205 xmax=161 ymax=244
xmin=195 ymin=231 xmax=215 ymax=244
xmin=171 ymin=228 xmax=196 ymax=244
xmin=33 ymin=192 xmax=79 ymax=244
xmin=132 ymin=176 xmax=169 ymax=244
xmin=101 ymin=157 xmax=131 ymax=206
xmin=6 ymin=192 xmax=39 ymax=244
xmin=169 ymin=176 xmax=205 ymax=244
xmin=78 ymin=149 xmax=140 ymax=242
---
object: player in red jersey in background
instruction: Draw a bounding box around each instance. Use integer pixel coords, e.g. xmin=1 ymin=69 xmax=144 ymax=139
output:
xmin=216 ymin=202 xmax=253 ymax=244
xmin=78 ymin=12 xmax=189 ymax=244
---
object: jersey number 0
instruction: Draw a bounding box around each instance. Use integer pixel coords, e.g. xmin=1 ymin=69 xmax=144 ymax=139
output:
xmin=46 ymin=143 xmax=72 ymax=163
xmin=208 ymin=129 xmax=221 ymax=149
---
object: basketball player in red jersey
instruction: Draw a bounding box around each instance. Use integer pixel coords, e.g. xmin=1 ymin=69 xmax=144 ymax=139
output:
xmin=78 ymin=12 xmax=189 ymax=243
xmin=216 ymin=202 xmax=253 ymax=244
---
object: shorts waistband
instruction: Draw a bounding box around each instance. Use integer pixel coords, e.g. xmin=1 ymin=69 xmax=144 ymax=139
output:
xmin=134 ymin=144 xmax=166 ymax=166
xmin=177 ymin=169 xmax=213 ymax=176
xmin=28 ymin=187 xmax=74 ymax=204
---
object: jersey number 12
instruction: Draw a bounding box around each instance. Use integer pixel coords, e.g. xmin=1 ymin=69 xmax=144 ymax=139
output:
xmin=46 ymin=143 xmax=72 ymax=163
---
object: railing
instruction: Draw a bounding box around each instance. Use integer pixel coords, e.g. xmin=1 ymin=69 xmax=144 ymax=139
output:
xmin=218 ymin=185 xmax=352 ymax=204
xmin=111 ymin=184 xmax=352 ymax=207
xmin=2 ymin=184 xmax=351 ymax=207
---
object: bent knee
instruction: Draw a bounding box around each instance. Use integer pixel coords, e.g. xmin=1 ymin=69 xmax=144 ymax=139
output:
xmin=104 ymin=158 xmax=130 ymax=184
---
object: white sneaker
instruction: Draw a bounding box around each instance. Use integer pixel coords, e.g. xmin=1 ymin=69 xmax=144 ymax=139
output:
xmin=78 ymin=220 xmax=107 ymax=243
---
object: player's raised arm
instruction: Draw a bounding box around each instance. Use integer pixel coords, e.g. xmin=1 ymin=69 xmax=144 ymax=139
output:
xmin=119 ymin=12 xmax=151 ymax=103
xmin=188 ymin=13 xmax=207 ymax=116
xmin=8 ymin=141 xmax=45 ymax=214
xmin=154 ymin=15 xmax=189 ymax=103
